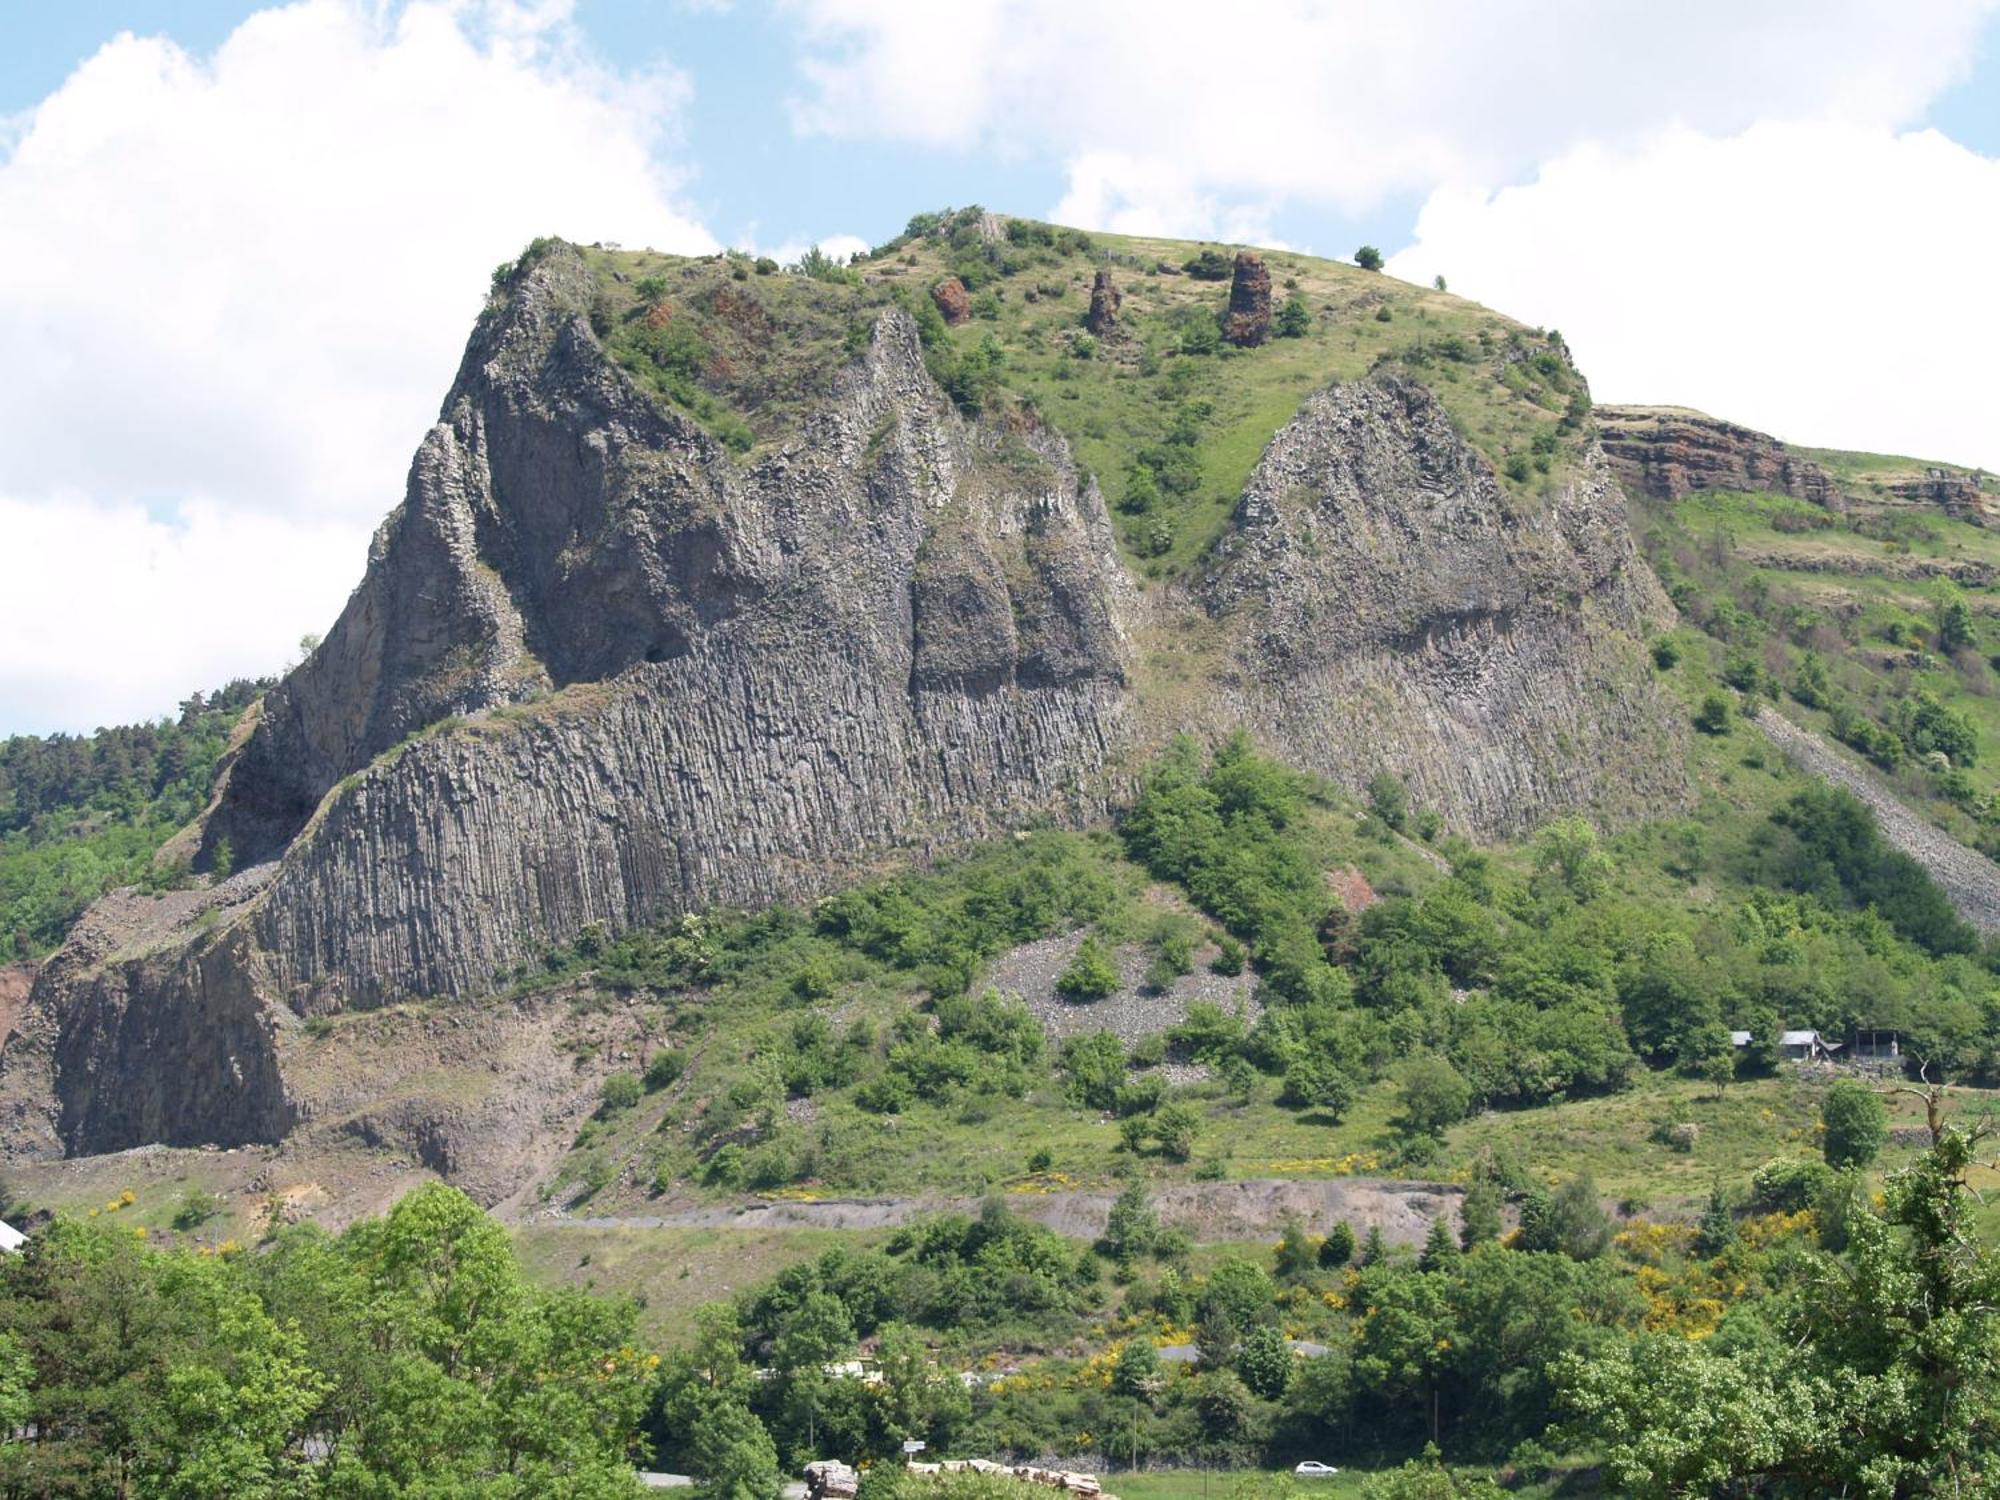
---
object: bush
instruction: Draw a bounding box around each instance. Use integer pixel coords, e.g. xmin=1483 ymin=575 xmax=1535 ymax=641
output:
xmin=1367 ymin=772 xmax=1410 ymax=833
xmin=1693 ymin=692 xmax=1732 ymax=735
xmin=1354 ymin=245 xmax=1385 ymax=271
xmin=598 ymin=1072 xmax=643 ymax=1117
xmin=1056 ymin=935 xmax=1120 ymax=1002
xmin=171 ymin=1189 xmax=219 ymax=1232
xmin=644 ymin=1049 xmax=687 ymax=1093
xmin=1275 ymin=294 xmax=1312 ymax=338
xmin=1651 ymin=636 xmax=1681 ymax=671
xmin=1750 ymin=1157 xmax=1835 ymax=1214
xmin=1210 ymin=935 xmax=1246 ymax=976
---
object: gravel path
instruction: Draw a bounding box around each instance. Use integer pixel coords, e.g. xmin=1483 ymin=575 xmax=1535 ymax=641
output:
xmin=1757 ymin=712 xmax=2000 ymax=932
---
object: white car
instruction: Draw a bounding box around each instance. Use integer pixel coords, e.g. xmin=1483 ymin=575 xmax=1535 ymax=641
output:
xmin=1294 ymin=1461 xmax=1340 ymax=1478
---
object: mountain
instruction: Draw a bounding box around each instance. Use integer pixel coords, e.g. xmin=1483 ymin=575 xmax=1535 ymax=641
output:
xmin=1 ymin=212 xmax=1688 ymax=1175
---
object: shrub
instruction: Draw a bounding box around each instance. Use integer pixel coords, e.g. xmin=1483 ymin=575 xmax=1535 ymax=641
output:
xmin=1693 ymin=692 xmax=1732 ymax=735
xmin=171 ymin=1189 xmax=219 ymax=1232
xmin=1750 ymin=1157 xmax=1835 ymax=1214
xmin=1182 ymin=248 xmax=1233 ymax=280
xmin=643 ymin=1049 xmax=687 ymax=1093
xmin=1367 ymin=772 xmax=1410 ymax=833
xmin=598 ymin=1072 xmax=643 ymax=1117
xmin=1280 ymin=1055 xmax=1355 ymax=1120
xmin=1210 ymin=935 xmax=1246 ymax=976
xmin=1354 ymin=245 xmax=1384 ymax=271
xmin=1056 ymin=935 xmax=1120 ymax=1002
xmin=1275 ymin=294 xmax=1312 ymax=338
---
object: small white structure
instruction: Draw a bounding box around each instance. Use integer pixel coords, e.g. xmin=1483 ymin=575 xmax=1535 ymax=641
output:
xmin=0 ymin=1220 xmax=24 ymax=1254
xmin=1729 ymin=1030 xmax=1754 ymax=1048
xmin=1780 ymin=1029 xmax=1841 ymax=1062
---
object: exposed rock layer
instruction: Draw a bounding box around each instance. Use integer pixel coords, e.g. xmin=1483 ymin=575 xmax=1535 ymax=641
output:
xmin=1221 ymin=251 xmax=1272 ymax=347
xmin=10 ymin=247 xmax=1685 ymax=1161
xmin=1596 ymin=405 xmax=1840 ymax=507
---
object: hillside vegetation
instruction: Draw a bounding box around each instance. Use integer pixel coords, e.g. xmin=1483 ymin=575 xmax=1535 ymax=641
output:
xmin=1634 ymin=435 xmax=2000 ymax=855
xmin=567 ymin=207 xmax=1590 ymax=577
xmin=0 ymin=679 xmax=265 ymax=961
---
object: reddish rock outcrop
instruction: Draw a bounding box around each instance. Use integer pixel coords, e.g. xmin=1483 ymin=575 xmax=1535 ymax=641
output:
xmin=1221 ymin=251 xmax=1272 ymax=347
xmin=1595 ymin=405 xmax=1840 ymax=508
xmin=931 ymin=276 xmax=971 ymax=326
xmin=1086 ymin=269 xmax=1121 ymax=337
xmin=1888 ymin=468 xmax=1992 ymax=524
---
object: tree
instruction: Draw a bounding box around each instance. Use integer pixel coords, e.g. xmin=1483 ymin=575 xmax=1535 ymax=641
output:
xmin=1056 ymin=935 xmax=1120 ymax=1002
xmin=1432 ymin=274 xmax=1448 ymax=292
xmin=1938 ymin=587 xmax=1976 ymax=653
xmin=1821 ymin=1078 xmax=1887 ymax=1170
xmin=1237 ymin=1323 xmax=1294 ymax=1399
xmin=1281 ymin=1054 xmax=1355 ymax=1120
xmin=1320 ymin=1220 xmax=1357 ymax=1269
xmin=1272 ymin=1213 xmax=1317 ymax=1283
xmin=1459 ymin=1180 xmax=1502 ymax=1250
xmin=1275 ymin=293 xmax=1312 ymax=338
xmin=1394 ymin=1055 xmax=1472 ymax=1139
xmin=1112 ymin=1335 xmax=1160 ymax=1399
xmin=1355 ymin=245 xmax=1385 ymax=271
xmin=1547 ymin=1176 xmax=1612 ymax=1260
xmin=1103 ymin=1179 xmax=1159 ymax=1264
xmin=1530 ymin=816 xmax=1612 ymax=902
xmin=1152 ymin=1102 xmax=1202 ymax=1162
xmin=1417 ymin=1217 xmax=1460 ymax=1273
xmin=688 ymin=1398 xmax=781 ymax=1500
xmin=1692 ymin=1185 xmax=1736 ymax=1258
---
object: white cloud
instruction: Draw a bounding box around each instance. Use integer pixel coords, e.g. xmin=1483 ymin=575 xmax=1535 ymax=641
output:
xmin=785 ymin=0 xmax=1998 ymax=232
xmin=0 ymin=0 xmax=715 ymax=733
xmin=0 ymin=496 xmax=363 ymax=734
xmin=1388 ymin=122 xmax=2000 ymax=472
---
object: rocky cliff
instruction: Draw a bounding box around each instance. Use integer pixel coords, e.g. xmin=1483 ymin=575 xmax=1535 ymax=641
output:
xmin=1596 ymin=404 xmax=1841 ymax=507
xmin=4 ymin=241 xmax=1684 ymax=1165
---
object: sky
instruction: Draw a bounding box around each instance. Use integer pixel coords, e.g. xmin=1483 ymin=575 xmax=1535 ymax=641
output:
xmin=0 ymin=0 xmax=1997 ymax=736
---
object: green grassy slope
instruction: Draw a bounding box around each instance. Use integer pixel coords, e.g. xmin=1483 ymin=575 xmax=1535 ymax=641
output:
xmin=568 ymin=207 xmax=1591 ymax=578
xmin=1635 ymin=435 xmax=2000 ymax=855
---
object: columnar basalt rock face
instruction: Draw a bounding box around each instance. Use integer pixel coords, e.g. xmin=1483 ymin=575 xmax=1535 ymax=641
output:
xmin=1222 ymin=252 xmax=1272 ymax=347
xmin=9 ymin=247 xmax=1687 ymax=1162
xmin=1086 ymin=270 xmax=1121 ymax=337
xmin=1203 ymin=376 xmax=1685 ymax=832
xmin=1595 ymin=405 xmax=1840 ymax=507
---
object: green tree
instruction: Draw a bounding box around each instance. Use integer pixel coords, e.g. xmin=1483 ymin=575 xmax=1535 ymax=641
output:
xmin=1056 ymin=934 xmax=1120 ymax=1002
xmin=1275 ymin=293 xmax=1312 ymax=337
xmin=1103 ymin=1179 xmax=1159 ymax=1264
xmin=1692 ymin=1185 xmax=1736 ymax=1258
xmin=1417 ymin=1216 xmax=1460 ymax=1272
xmin=1237 ymin=1323 xmax=1294 ymax=1399
xmin=1112 ymin=1335 xmax=1160 ymax=1399
xmin=1459 ymin=1180 xmax=1502 ymax=1250
xmin=1152 ymin=1101 xmax=1203 ymax=1162
xmin=688 ymin=1398 xmax=781 ymax=1500
xmin=1355 ymin=245 xmax=1385 ymax=271
xmin=1821 ymin=1078 xmax=1888 ymax=1170
xmin=1281 ymin=1053 xmax=1355 ymax=1120
xmin=1394 ymin=1055 xmax=1472 ymax=1139
xmin=1938 ymin=587 xmax=1976 ymax=653
xmin=1320 ymin=1220 xmax=1357 ymax=1269
xmin=1530 ymin=816 xmax=1612 ymax=902
xmin=1693 ymin=692 xmax=1732 ymax=735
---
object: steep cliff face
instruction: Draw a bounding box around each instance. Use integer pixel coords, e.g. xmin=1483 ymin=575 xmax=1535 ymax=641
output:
xmin=1203 ymin=376 xmax=1681 ymax=829
xmin=8 ymin=242 xmax=1685 ymax=1163
xmin=1596 ymin=404 xmax=1841 ymax=507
